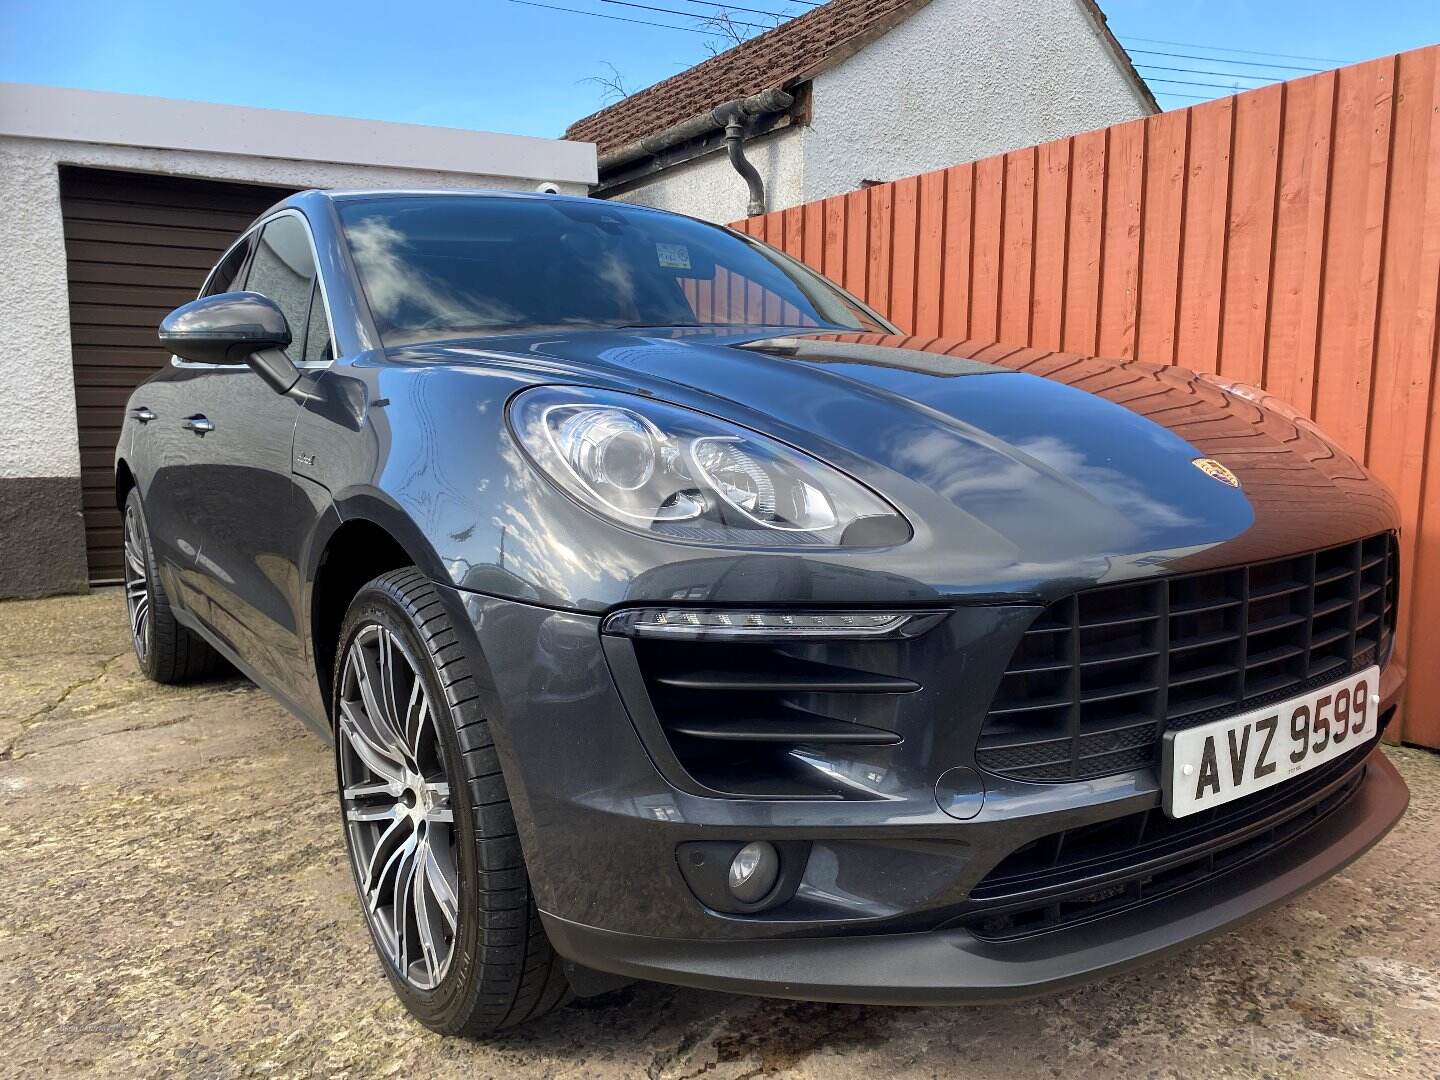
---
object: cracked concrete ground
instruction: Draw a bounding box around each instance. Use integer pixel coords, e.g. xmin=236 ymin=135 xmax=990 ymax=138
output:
xmin=2 ymin=590 xmax=1439 ymax=1079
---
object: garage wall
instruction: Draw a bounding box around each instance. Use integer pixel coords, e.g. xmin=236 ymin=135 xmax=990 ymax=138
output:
xmin=0 ymin=131 xmax=593 ymax=599
xmin=61 ymin=167 xmax=297 ymax=584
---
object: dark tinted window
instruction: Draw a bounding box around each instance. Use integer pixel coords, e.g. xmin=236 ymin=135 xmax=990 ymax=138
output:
xmin=203 ymin=234 xmax=253 ymax=297
xmin=245 ymin=215 xmax=317 ymax=352
xmin=337 ymin=195 xmax=886 ymax=345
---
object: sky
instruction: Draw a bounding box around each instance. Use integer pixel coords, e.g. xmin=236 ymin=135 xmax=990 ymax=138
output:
xmin=1 ymin=0 xmax=1438 ymax=141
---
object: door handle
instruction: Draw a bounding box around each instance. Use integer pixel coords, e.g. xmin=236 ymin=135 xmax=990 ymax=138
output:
xmin=183 ymin=415 xmax=215 ymax=435
xmin=133 ymin=406 xmax=156 ymax=424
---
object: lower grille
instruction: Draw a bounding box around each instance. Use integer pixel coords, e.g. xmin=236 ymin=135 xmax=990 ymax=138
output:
xmin=966 ymin=731 xmax=1383 ymax=940
xmin=977 ymin=532 xmax=1398 ymax=782
xmin=619 ymin=637 xmax=917 ymax=799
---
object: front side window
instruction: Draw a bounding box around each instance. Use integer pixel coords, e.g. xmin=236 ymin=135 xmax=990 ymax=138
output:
xmin=245 ymin=214 xmax=332 ymax=364
xmin=337 ymin=195 xmax=888 ymax=346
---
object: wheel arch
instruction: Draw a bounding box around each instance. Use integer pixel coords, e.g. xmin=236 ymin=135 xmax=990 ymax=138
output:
xmin=115 ymin=458 xmax=136 ymax=511
xmin=308 ymin=497 xmax=451 ymax=726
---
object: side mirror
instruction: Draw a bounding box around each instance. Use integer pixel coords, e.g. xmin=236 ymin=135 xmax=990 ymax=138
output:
xmin=159 ymin=292 xmax=301 ymax=395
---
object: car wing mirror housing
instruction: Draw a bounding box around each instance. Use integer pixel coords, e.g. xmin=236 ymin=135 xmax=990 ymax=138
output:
xmin=159 ymin=292 xmax=302 ymax=395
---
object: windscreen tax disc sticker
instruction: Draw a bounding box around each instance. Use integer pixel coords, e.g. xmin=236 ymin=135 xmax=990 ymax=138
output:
xmin=656 ymin=242 xmax=691 ymax=270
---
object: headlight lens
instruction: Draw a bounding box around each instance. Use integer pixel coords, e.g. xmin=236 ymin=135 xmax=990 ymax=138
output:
xmin=510 ymin=386 xmax=909 ymax=547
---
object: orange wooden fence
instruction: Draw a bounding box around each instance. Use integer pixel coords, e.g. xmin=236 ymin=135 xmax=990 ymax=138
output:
xmin=733 ymin=44 xmax=1440 ymax=749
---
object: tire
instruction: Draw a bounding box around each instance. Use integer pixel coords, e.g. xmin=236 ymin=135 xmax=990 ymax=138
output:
xmin=333 ymin=567 xmax=570 ymax=1036
xmin=122 ymin=489 xmax=225 ymax=684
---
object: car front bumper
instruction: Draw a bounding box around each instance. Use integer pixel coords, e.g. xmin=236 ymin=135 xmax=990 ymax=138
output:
xmin=441 ymin=584 xmax=1409 ymax=1003
xmin=539 ymin=749 xmax=1407 ymax=1004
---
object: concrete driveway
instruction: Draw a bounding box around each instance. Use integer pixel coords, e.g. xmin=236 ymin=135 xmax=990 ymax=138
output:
xmin=2 ymin=590 xmax=1438 ymax=1079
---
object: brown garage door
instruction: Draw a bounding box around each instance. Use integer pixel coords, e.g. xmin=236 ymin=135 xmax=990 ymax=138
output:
xmin=61 ymin=167 xmax=297 ymax=583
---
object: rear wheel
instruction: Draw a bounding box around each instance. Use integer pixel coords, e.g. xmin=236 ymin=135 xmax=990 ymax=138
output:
xmin=334 ymin=568 xmax=570 ymax=1035
xmin=122 ymin=489 xmax=224 ymax=683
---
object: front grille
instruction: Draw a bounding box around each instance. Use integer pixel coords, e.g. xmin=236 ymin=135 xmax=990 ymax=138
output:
xmin=964 ymin=731 xmax=1382 ymax=940
xmin=977 ymin=533 xmax=1398 ymax=782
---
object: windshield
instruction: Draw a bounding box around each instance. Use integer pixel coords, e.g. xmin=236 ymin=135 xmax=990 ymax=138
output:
xmin=336 ymin=195 xmax=889 ymax=345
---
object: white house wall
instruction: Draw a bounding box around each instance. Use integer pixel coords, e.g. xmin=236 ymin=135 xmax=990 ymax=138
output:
xmin=803 ymin=0 xmax=1152 ymax=201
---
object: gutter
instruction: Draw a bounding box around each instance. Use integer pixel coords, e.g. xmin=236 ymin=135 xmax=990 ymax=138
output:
xmin=596 ymin=88 xmax=794 ymax=215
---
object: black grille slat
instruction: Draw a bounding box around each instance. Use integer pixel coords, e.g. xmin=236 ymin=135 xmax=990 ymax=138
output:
xmin=977 ymin=533 xmax=1398 ymax=782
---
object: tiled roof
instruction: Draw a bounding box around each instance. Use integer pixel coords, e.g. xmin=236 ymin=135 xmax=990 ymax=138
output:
xmin=565 ymin=0 xmax=932 ymax=156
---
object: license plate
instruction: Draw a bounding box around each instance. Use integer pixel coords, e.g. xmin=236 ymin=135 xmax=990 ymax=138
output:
xmin=1162 ymin=666 xmax=1379 ymax=818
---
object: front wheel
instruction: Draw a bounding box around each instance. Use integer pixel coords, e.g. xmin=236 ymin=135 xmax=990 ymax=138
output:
xmin=333 ymin=568 xmax=570 ymax=1035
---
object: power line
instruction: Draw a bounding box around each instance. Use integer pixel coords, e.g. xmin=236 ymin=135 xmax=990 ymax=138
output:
xmin=1116 ymin=34 xmax=1352 ymax=66
xmin=1145 ymin=76 xmax=1259 ymax=93
xmin=1152 ymin=90 xmax=1220 ymax=102
xmin=598 ymin=0 xmax=772 ymax=30
xmin=1135 ymin=63 xmax=1277 ymax=83
xmin=665 ymin=0 xmax=812 ymax=17
xmin=1124 ymin=47 xmax=1330 ymax=74
xmin=504 ymin=0 xmax=716 ymax=35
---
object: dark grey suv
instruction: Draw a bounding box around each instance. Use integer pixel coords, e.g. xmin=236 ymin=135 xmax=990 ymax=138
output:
xmin=117 ymin=189 xmax=1408 ymax=1034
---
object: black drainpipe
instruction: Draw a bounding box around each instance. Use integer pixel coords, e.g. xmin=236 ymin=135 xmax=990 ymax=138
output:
xmin=713 ymin=101 xmax=775 ymax=217
xmin=596 ymin=88 xmax=794 ymax=216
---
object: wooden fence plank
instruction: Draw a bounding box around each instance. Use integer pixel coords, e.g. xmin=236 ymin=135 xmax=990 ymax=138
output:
xmin=1031 ymin=138 xmax=1072 ymax=350
xmin=1000 ymin=147 xmax=1037 ymax=345
xmin=1175 ymin=96 xmax=1234 ymax=373
xmin=867 ymin=183 xmax=894 ymax=318
xmin=1219 ymin=83 xmax=1283 ymax=384
xmin=823 ymin=196 xmax=846 ymax=282
xmin=970 ymin=154 xmax=1006 ymax=341
xmin=890 ymin=175 xmax=920 ymax=332
xmin=1098 ymin=118 xmax=1146 ymax=358
xmin=1266 ymin=70 xmax=1337 ymax=417
xmin=802 ymin=200 xmax=824 ymax=271
xmin=1062 ymin=128 xmax=1107 ymax=353
xmin=914 ymin=169 xmax=947 ymax=336
xmin=940 ymin=163 xmax=974 ymax=338
xmin=1137 ymin=109 xmax=1189 ymax=364
xmin=1314 ymin=57 xmax=1397 ymax=455
xmin=845 ymin=188 xmax=870 ymax=301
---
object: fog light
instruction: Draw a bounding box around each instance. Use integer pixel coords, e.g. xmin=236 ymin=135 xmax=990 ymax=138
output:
xmin=727 ymin=841 xmax=779 ymax=902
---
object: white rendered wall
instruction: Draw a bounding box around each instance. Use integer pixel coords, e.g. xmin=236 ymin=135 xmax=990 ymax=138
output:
xmin=608 ymin=127 xmax=806 ymax=224
xmin=0 ymin=83 xmax=597 ymax=187
xmin=802 ymin=0 xmax=1152 ymax=201
xmin=0 ymin=134 xmax=591 ymax=484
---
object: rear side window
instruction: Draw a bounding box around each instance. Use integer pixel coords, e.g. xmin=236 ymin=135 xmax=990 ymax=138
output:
xmin=202 ymin=234 xmax=254 ymax=297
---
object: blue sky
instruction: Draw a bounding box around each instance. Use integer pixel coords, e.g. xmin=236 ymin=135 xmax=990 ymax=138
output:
xmin=1 ymin=0 xmax=1437 ymax=140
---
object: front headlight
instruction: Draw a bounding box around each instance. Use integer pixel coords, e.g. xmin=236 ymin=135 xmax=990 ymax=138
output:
xmin=509 ymin=386 xmax=910 ymax=547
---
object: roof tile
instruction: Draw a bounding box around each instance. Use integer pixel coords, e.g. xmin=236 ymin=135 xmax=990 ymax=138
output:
xmin=565 ymin=0 xmax=929 ymax=155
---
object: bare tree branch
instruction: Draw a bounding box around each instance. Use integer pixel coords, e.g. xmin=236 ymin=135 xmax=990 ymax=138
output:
xmin=578 ymin=61 xmax=633 ymax=105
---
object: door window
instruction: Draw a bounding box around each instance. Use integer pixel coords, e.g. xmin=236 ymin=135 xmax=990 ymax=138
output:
xmin=244 ymin=214 xmax=335 ymax=364
xmin=244 ymin=215 xmax=316 ymax=347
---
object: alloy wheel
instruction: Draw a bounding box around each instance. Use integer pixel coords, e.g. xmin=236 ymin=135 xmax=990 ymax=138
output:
xmin=338 ymin=624 xmax=460 ymax=991
xmin=123 ymin=501 xmax=151 ymax=664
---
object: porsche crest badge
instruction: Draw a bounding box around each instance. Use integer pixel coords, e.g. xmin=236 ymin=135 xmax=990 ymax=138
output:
xmin=1192 ymin=458 xmax=1240 ymax=488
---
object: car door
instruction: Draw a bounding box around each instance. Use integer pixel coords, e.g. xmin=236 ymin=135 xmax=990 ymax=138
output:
xmin=167 ymin=211 xmax=335 ymax=702
xmin=140 ymin=230 xmax=256 ymax=611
